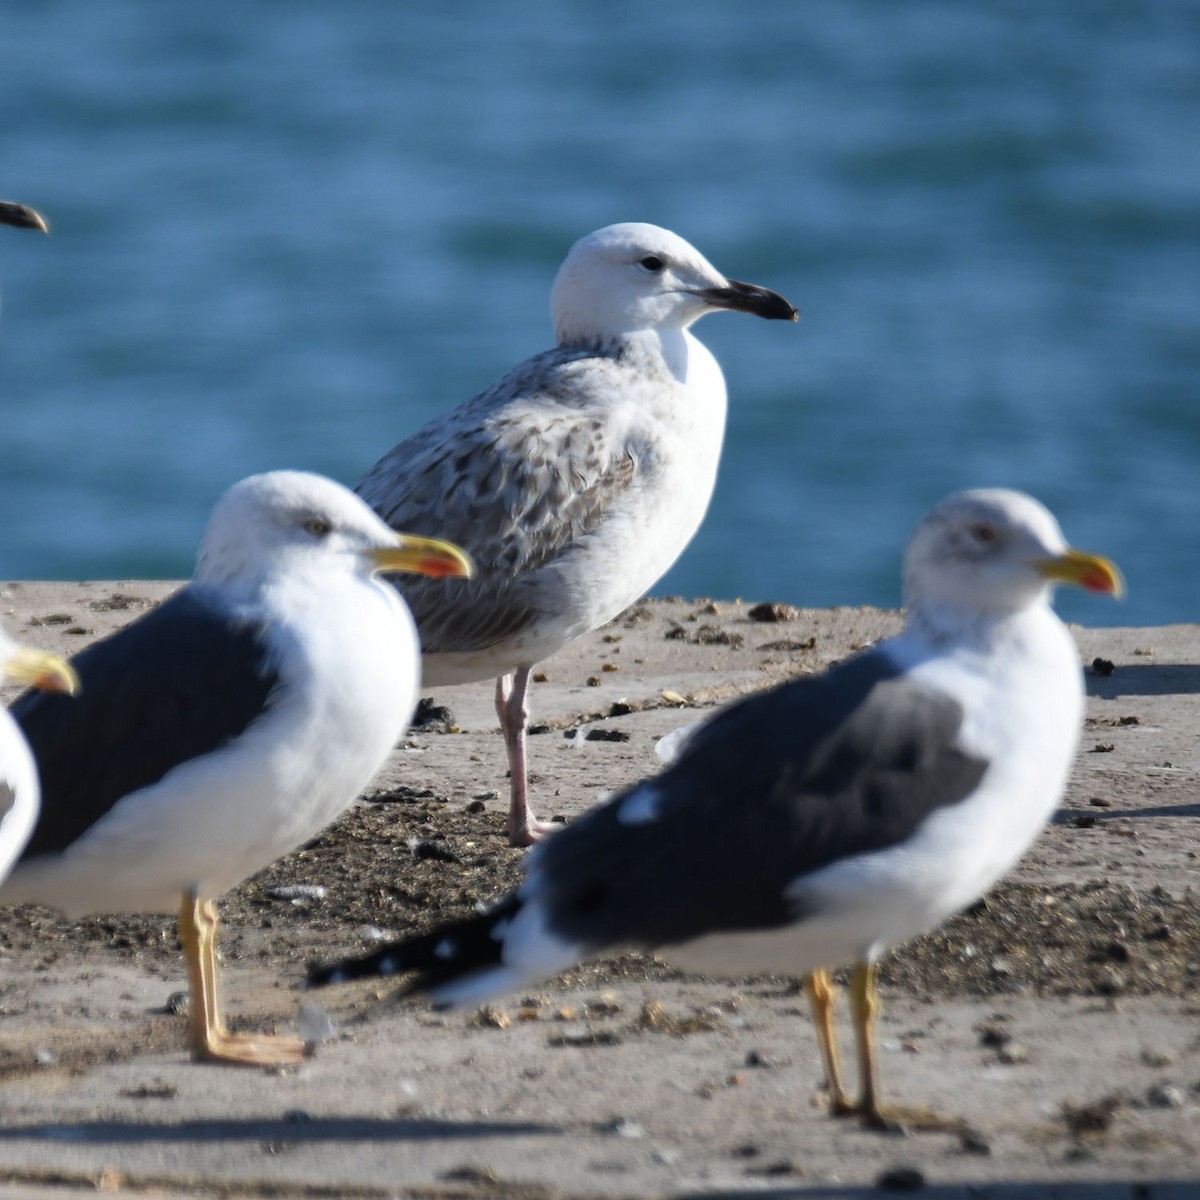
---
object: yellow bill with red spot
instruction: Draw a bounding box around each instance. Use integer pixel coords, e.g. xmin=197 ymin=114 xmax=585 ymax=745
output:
xmin=1033 ymin=549 xmax=1124 ymax=598
xmin=4 ymin=644 xmax=80 ymax=695
xmin=368 ymin=534 xmax=474 ymax=580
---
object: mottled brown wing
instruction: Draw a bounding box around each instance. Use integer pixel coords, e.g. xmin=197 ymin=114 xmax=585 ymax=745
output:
xmin=358 ymin=350 xmax=647 ymax=656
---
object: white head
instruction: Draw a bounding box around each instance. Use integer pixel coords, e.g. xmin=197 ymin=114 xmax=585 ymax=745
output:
xmin=550 ymin=222 xmax=796 ymax=346
xmin=902 ymin=488 xmax=1122 ymax=627
xmin=194 ymin=471 xmax=472 ymax=592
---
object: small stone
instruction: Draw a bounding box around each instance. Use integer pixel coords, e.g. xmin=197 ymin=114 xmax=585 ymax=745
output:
xmin=407 ymin=838 xmax=459 ymax=863
xmin=1140 ymin=1049 xmax=1175 ymax=1068
xmin=465 ymin=799 xmax=486 ymax=813
xmin=1091 ymin=742 xmax=1116 ymax=753
xmin=977 ymin=1024 xmax=1011 ymax=1048
xmin=164 ymin=990 xmax=189 ymax=1016
xmin=746 ymin=1159 xmax=801 ymax=1177
xmin=747 ymin=601 xmax=800 ymax=623
xmin=266 ymin=884 xmax=327 ymax=905
xmin=1090 ymin=658 xmax=1116 ymax=676
xmin=586 ymin=676 xmax=602 ymax=687
xmin=410 ymin=698 xmax=456 ymax=731
xmin=876 ymin=1165 xmax=925 ymax=1191
xmin=606 ymin=1117 xmax=644 ymax=1138
xmin=1088 ymin=796 xmax=1113 ymax=808
xmin=996 ymin=1042 xmax=1029 ymax=1065
xmin=1146 ymin=1083 xmax=1185 ymax=1109
xmin=959 ymin=1127 xmax=991 ymax=1155
xmin=531 ymin=671 xmax=549 ymax=682
xmin=473 ymin=1006 xmax=511 ymax=1029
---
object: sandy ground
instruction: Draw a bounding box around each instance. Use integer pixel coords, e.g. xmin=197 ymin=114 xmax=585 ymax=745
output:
xmin=0 ymin=580 xmax=1196 ymax=1200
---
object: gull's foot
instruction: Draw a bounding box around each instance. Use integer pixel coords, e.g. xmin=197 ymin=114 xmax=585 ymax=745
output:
xmin=839 ymin=1100 xmax=963 ymax=1135
xmin=192 ymin=1030 xmax=316 ymax=1068
xmin=506 ymin=816 xmax=562 ymax=847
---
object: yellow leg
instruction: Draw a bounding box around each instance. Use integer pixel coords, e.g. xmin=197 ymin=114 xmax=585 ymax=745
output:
xmin=848 ymin=961 xmax=894 ymax=1129
xmin=804 ymin=970 xmax=854 ymax=1114
xmin=177 ymin=891 xmax=313 ymax=1067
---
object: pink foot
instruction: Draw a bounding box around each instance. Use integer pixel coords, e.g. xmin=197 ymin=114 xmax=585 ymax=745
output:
xmin=506 ymin=815 xmax=561 ymax=847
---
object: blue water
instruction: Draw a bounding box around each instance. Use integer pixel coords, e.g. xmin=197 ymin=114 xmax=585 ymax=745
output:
xmin=2 ymin=3 xmax=1197 ymax=628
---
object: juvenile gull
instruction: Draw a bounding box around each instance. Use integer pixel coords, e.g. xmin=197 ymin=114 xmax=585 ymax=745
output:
xmin=358 ymin=222 xmax=797 ymax=845
xmin=310 ymin=488 xmax=1122 ymax=1127
xmin=3 ymin=471 xmax=472 ymax=1067
xmin=0 ymin=626 xmax=77 ymax=883
xmin=0 ymin=201 xmax=48 ymax=233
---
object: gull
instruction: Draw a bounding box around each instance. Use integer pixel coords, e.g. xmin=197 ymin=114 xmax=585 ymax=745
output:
xmin=0 ymin=626 xmax=77 ymax=883
xmin=358 ymin=221 xmax=797 ymax=845
xmin=2 ymin=471 xmax=471 ymax=1067
xmin=310 ymin=488 xmax=1121 ymax=1127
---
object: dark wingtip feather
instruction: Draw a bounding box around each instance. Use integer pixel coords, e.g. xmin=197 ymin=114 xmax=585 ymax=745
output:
xmin=307 ymin=894 xmax=523 ymax=992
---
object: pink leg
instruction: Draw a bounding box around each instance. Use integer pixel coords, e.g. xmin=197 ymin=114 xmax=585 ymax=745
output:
xmin=495 ymin=667 xmax=557 ymax=846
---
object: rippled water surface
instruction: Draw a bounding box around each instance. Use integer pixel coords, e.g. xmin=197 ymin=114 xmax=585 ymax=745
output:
xmin=2 ymin=3 xmax=1197 ymax=626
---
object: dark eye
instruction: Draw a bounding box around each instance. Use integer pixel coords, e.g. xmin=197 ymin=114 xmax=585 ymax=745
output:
xmin=638 ymin=255 xmax=664 ymax=272
xmin=969 ymin=522 xmax=997 ymax=544
xmin=303 ymin=516 xmax=333 ymax=538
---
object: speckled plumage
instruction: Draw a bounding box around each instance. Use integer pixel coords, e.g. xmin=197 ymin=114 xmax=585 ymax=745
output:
xmin=359 ymin=223 xmax=797 ymax=843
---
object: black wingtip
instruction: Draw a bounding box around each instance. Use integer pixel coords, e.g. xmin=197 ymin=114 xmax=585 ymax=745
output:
xmin=307 ymin=944 xmax=407 ymax=988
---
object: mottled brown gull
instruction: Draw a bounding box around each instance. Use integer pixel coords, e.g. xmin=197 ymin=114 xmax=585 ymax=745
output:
xmin=358 ymin=221 xmax=797 ymax=845
xmin=311 ymin=488 xmax=1122 ymax=1129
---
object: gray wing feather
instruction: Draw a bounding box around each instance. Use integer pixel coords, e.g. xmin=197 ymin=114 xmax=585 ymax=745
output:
xmin=358 ymin=347 xmax=656 ymax=655
xmin=530 ymin=648 xmax=990 ymax=949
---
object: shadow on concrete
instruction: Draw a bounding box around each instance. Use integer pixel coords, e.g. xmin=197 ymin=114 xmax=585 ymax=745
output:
xmin=0 ymin=1114 xmax=559 ymax=1144
xmin=1052 ymin=801 xmax=1200 ymax=823
xmin=682 ymin=1179 xmax=1197 ymax=1200
xmin=1086 ymin=663 xmax=1200 ymax=698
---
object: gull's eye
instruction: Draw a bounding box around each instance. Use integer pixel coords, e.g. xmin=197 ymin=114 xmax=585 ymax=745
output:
xmin=969 ymin=521 xmax=997 ymax=545
xmin=638 ymin=255 xmax=665 ymax=273
xmin=303 ymin=516 xmax=333 ymax=539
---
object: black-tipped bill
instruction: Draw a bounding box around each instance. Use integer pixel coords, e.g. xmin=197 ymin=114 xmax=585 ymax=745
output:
xmin=0 ymin=201 xmax=49 ymax=234
xmin=695 ymin=278 xmax=798 ymax=322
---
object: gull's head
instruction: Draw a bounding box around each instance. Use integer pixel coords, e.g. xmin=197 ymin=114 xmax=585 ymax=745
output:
xmin=195 ymin=471 xmax=473 ymax=591
xmin=550 ymin=222 xmax=796 ymax=346
xmin=903 ymin=488 xmax=1123 ymax=625
xmin=0 ymin=623 xmax=78 ymax=696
